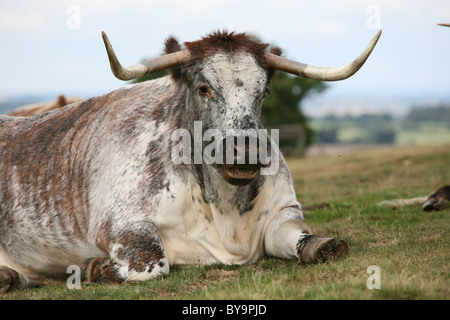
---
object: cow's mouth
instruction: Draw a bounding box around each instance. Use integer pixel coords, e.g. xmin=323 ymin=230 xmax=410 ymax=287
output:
xmin=221 ymin=165 xmax=260 ymax=186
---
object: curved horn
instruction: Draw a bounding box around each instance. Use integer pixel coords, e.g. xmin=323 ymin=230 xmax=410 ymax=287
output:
xmin=101 ymin=31 xmax=190 ymax=81
xmin=265 ymin=30 xmax=382 ymax=81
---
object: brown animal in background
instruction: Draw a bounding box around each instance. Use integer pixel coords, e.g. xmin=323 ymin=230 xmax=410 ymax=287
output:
xmin=7 ymin=95 xmax=83 ymax=117
xmin=378 ymin=185 xmax=450 ymax=211
xmin=422 ymin=185 xmax=450 ymax=211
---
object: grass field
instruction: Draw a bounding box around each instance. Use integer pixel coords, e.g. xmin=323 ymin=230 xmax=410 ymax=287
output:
xmin=1 ymin=143 xmax=449 ymax=300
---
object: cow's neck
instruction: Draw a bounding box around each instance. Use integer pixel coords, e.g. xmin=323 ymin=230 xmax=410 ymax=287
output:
xmin=195 ymin=164 xmax=261 ymax=217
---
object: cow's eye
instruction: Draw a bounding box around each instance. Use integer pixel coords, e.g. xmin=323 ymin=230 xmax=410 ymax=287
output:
xmin=198 ymin=85 xmax=212 ymax=97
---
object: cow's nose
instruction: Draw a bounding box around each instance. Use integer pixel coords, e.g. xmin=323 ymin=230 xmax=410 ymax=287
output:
xmin=222 ymin=136 xmax=261 ymax=166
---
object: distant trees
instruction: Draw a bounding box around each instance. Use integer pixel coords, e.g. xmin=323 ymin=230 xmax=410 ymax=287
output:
xmin=131 ymin=70 xmax=167 ymax=85
xmin=261 ymin=72 xmax=327 ymax=148
xmin=403 ymin=105 xmax=450 ymax=129
xmin=314 ymin=104 xmax=450 ymax=145
xmin=315 ymin=113 xmax=397 ymax=144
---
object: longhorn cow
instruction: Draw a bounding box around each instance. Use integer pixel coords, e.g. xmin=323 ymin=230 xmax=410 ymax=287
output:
xmin=0 ymin=29 xmax=381 ymax=291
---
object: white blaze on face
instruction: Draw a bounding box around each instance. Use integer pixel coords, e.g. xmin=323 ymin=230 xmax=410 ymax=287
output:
xmin=201 ymin=52 xmax=267 ymax=128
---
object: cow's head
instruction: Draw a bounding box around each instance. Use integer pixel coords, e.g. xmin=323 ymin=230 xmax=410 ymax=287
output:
xmin=166 ymin=31 xmax=280 ymax=185
xmin=101 ymin=29 xmax=381 ymax=185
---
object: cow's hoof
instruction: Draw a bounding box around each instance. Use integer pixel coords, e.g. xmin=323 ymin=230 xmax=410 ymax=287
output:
xmin=298 ymin=236 xmax=349 ymax=265
xmin=0 ymin=267 xmax=20 ymax=293
xmin=84 ymin=257 xmax=124 ymax=284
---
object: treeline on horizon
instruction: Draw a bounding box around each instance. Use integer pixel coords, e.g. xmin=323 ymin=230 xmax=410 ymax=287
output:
xmin=314 ymin=104 xmax=450 ymax=144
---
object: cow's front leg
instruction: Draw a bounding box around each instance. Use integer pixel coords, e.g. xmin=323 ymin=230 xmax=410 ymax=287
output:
xmin=264 ymin=206 xmax=349 ymax=265
xmin=85 ymin=221 xmax=169 ymax=283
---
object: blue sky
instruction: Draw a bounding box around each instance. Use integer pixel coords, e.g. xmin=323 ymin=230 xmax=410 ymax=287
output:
xmin=1 ymin=0 xmax=449 ymax=116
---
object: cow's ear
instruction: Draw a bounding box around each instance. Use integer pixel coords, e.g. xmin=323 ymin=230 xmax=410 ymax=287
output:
xmin=266 ymin=47 xmax=282 ymax=84
xmin=164 ymin=36 xmax=184 ymax=82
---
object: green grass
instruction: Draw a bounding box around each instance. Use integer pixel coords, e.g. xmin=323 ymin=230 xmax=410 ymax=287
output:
xmin=396 ymin=129 xmax=450 ymax=145
xmin=2 ymin=143 xmax=449 ymax=300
